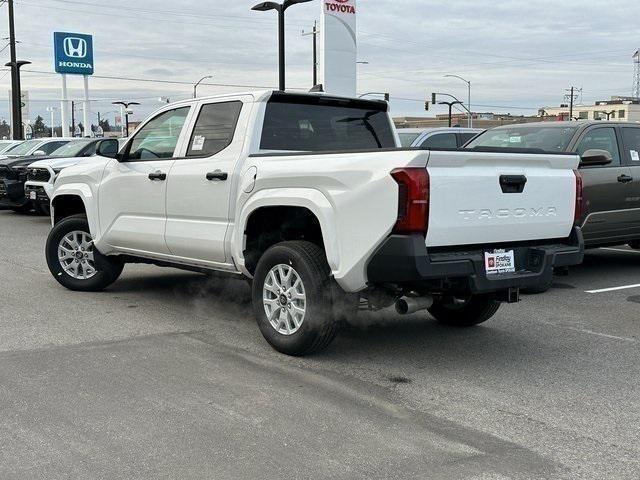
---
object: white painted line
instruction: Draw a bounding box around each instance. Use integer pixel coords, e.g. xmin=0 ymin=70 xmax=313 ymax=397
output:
xmin=600 ymin=247 xmax=640 ymax=254
xmin=535 ymin=319 xmax=636 ymax=343
xmin=585 ymin=283 xmax=640 ymax=294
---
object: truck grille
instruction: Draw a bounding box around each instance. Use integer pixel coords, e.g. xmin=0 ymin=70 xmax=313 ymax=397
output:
xmin=27 ymin=168 xmax=51 ymax=182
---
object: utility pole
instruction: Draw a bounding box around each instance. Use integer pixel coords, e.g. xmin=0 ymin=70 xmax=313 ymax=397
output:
xmin=564 ymin=86 xmax=581 ymax=121
xmin=5 ymin=0 xmax=30 ymax=140
xmin=302 ymin=20 xmax=318 ymax=87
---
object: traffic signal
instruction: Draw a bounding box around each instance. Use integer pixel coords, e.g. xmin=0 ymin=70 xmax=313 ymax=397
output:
xmin=424 ymin=101 xmax=429 ymax=111
xmin=431 ymin=93 xmax=437 ymax=104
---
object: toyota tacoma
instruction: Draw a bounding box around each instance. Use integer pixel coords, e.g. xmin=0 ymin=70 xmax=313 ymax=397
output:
xmin=45 ymin=91 xmax=584 ymax=355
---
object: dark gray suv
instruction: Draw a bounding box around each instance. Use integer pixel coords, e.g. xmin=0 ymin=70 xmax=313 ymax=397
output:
xmin=467 ymin=121 xmax=640 ymax=249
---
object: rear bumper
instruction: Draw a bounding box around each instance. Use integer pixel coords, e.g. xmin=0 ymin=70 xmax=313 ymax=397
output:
xmin=366 ymin=227 xmax=584 ymax=294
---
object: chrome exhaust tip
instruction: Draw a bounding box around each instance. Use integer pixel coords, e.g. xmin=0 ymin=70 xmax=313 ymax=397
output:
xmin=395 ymin=296 xmax=433 ymax=315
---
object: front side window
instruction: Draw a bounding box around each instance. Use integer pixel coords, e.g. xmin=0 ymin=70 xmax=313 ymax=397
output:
xmin=126 ymin=107 xmax=190 ymax=161
xmin=49 ymin=140 xmax=94 ymax=157
xmin=187 ymin=101 xmax=242 ymax=157
xmin=398 ymin=132 xmax=420 ymax=147
xmin=260 ymin=95 xmax=395 ymax=152
xmin=38 ymin=141 xmax=70 ymax=155
xmin=575 ymin=127 xmax=621 ymax=166
xmin=7 ymin=139 xmax=43 ymax=156
xmin=420 ymin=133 xmax=457 ymax=149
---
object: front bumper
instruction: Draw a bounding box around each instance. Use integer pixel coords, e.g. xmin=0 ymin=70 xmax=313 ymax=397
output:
xmin=0 ymin=179 xmax=29 ymax=208
xmin=366 ymin=227 xmax=584 ymax=294
xmin=24 ymin=184 xmax=51 ymax=205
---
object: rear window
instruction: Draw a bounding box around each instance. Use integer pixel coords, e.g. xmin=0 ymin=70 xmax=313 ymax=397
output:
xmin=260 ymin=94 xmax=395 ymax=152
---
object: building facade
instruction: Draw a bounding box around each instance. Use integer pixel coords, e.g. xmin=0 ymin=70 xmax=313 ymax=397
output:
xmin=541 ymin=96 xmax=640 ymax=122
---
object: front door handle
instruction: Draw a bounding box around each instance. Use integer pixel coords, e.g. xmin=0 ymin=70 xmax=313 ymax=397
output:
xmin=148 ymin=171 xmax=167 ymax=181
xmin=206 ymin=170 xmax=228 ymax=181
xmin=618 ymin=174 xmax=633 ymax=184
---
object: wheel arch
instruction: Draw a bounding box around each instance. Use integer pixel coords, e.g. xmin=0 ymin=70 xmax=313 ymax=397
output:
xmin=51 ymin=183 xmax=98 ymax=236
xmin=233 ymin=189 xmax=339 ymax=277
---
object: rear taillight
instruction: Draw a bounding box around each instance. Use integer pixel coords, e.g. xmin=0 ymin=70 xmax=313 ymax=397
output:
xmin=574 ymin=169 xmax=584 ymax=225
xmin=390 ymin=168 xmax=429 ymax=235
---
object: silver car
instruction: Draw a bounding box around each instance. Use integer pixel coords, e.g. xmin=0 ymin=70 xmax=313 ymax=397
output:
xmin=397 ymin=127 xmax=484 ymax=149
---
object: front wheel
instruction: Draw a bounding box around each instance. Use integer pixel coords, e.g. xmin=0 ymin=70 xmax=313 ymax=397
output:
xmin=252 ymin=241 xmax=338 ymax=356
xmin=428 ymin=294 xmax=500 ymax=327
xmin=45 ymin=214 xmax=124 ymax=292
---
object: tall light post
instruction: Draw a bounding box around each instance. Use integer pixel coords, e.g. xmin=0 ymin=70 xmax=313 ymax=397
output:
xmin=252 ymin=0 xmax=313 ymax=91
xmin=444 ymin=74 xmax=472 ymax=128
xmin=193 ymin=76 xmax=213 ymax=99
xmin=112 ymin=101 xmax=140 ymax=138
xmin=46 ymin=106 xmax=57 ymax=137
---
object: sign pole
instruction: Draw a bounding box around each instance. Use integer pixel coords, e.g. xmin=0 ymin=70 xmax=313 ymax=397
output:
xmin=83 ymin=74 xmax=91 ymax=137
xmin=60 ymin=73 xmax=68 ymax=137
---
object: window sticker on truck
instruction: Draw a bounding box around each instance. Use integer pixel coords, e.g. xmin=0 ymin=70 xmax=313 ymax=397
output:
xmin=485 ymin=249 xmax=516 ymax=274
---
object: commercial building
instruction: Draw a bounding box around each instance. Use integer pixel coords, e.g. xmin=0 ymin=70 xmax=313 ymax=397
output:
xmin=541 ymin=96 xmax=640 ymax=122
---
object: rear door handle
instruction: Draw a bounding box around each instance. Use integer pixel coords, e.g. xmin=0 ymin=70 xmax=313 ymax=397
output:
xmin=618 ymin=174 xmax=633 ymax=183
xmin=148 ymin=171 xmax=167 ymax=181
xmin=206 ymin=171 xmax=228 ymax=181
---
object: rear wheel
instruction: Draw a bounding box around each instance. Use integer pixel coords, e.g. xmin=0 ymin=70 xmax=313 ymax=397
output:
xmin=46 ymin=214 xmax=124 ymax=292
xmin=429 ymin=294 xmax=500 ymax=327
xmin=252 ymin=241 xmax=338 ymax=356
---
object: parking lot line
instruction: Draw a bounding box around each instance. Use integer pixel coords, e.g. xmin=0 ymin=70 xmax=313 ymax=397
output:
xmin=600 ymin=247 xmax=640 ymax=254
xmin=585 ymin=283 xmax=640 ymax=294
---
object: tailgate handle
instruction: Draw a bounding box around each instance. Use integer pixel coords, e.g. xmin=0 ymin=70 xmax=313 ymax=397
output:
xmin=500 ymin=175 xmax=527 ymax=193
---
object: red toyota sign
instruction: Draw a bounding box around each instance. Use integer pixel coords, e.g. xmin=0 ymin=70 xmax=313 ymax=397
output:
xmin=325 ymin=0 xmax=355 ymax=14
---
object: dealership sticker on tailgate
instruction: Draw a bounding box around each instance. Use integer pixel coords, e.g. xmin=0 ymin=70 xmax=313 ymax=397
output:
xmin=485 ymin=249 xmax=516 ymax=274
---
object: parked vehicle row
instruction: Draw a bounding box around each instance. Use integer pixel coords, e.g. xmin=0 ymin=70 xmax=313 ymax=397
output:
xmin=42 ymin=91 xmax=584 ymax=356
xmin=0 ymin=138 xmax=120 ymax=213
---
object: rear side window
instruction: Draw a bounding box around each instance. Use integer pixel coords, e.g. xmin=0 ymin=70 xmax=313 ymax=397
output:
xmin=260 ymin=95 xmax=395 ymax=151
xmin=420 ymin=133 xmax=457 ymax=149
xmin=621 ymin=128 xmax=640 ymax=163
xmin=187 ymin=101 xmax=242 ymax=157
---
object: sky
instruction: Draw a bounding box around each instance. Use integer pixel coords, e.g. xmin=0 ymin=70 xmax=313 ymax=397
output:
xmin=1 ymin=0 xmax=639 ymax=127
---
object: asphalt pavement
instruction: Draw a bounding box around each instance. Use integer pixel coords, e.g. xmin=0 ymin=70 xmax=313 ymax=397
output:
xmin=0 ymin=210 xmax=639 ymax=479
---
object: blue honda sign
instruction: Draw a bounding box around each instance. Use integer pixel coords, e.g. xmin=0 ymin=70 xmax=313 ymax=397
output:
xmin=54 ymin=32 xmax=94 ymax=75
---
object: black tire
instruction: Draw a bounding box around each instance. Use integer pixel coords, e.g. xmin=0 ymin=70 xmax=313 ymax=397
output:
xmin=46 ymin=214 xmax=124 ymax=292
xmin=429 ymin=294 xmax=500 ymax=327
xmin=10 ymin=204 xmax=31 ymax=214
xmin=34 ymin=202 xmax=51 ymax=216
xmin=522 ymin=276 xmax=553 ymax=294
xmin=252 ymin=241 xmax=338 ymax=356
xmin=629 ymin=240 xmax=640 ymax=250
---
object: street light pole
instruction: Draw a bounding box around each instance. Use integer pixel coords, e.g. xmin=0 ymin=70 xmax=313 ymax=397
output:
xmin=252 ymin=0 xmax=313 ymax=91
xmin=6 ymin=0 xmax=30 ymax=140
xmin=193 ymin=75 xmax=213 ymax=99
xmin=438 ymin=101 xmax=464 ymax=127
xmin=444 ymin=74 xmax=472 ymax=128
xmin=302 ymin=20 xmax=318 ymax=87
xmin=112 ymin=101 xmax=140 ymax=137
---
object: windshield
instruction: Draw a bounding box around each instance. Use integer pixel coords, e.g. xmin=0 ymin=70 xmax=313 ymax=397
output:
xmin=466 ymin=125 xmax=578 ymax=152
xmin=0 ymin=141 xmax=16 ymax=152
xmin=398 ymin=132 xmax=420 ymax=147
xmin=50 ymin=140 xmax=94 ymax=157
xmin=4 ymin=139 xmax=42 ymax=156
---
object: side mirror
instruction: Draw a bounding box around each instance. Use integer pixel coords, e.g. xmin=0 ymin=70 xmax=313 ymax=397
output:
xmin=33 ymin=150 xmax=46 ymax=156
xmin=580 ymin=149 xmax=612 ymax=167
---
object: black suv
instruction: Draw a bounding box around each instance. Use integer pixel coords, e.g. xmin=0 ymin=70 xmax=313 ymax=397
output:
xmin=467 ymin=121 xmax=640 ymax=249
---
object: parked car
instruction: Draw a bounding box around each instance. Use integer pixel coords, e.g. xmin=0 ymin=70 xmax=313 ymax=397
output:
xmin=45 ymin=91 xmax=583 ymax=355
xmin=397 ymin=127 xmax=484 ymax=148
xmin=24 ymin=138 xmax=120 ymax=214
xmin=0 ymin=139 xmax=74 ymax=212
xmin=0 ymin=138 xmax=73 ymax=161
xmin=0 ymin=140 xmax=23 ymax=154
xmin=467 ymin=121 xmax=640 ymax=248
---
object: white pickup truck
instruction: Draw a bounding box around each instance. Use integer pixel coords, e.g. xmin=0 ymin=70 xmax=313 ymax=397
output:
xmin=45 ymin=91 xmax=584 ymax=355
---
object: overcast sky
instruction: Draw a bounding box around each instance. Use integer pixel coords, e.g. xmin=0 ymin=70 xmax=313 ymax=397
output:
xmin=1 ymin=0 xmax=639 ymax=126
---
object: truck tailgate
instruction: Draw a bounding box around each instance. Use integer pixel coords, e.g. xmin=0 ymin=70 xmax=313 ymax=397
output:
xmin=425 ymin=150 xmax=580 ymax=247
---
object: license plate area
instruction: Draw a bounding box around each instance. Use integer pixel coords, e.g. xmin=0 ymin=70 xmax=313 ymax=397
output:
xmin=484 ymin=249 xmax=516 ymax=275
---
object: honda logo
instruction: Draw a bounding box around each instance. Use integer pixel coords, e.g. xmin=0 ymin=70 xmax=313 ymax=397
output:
xmin=63 ymin=37 xmax=87 ymax=58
